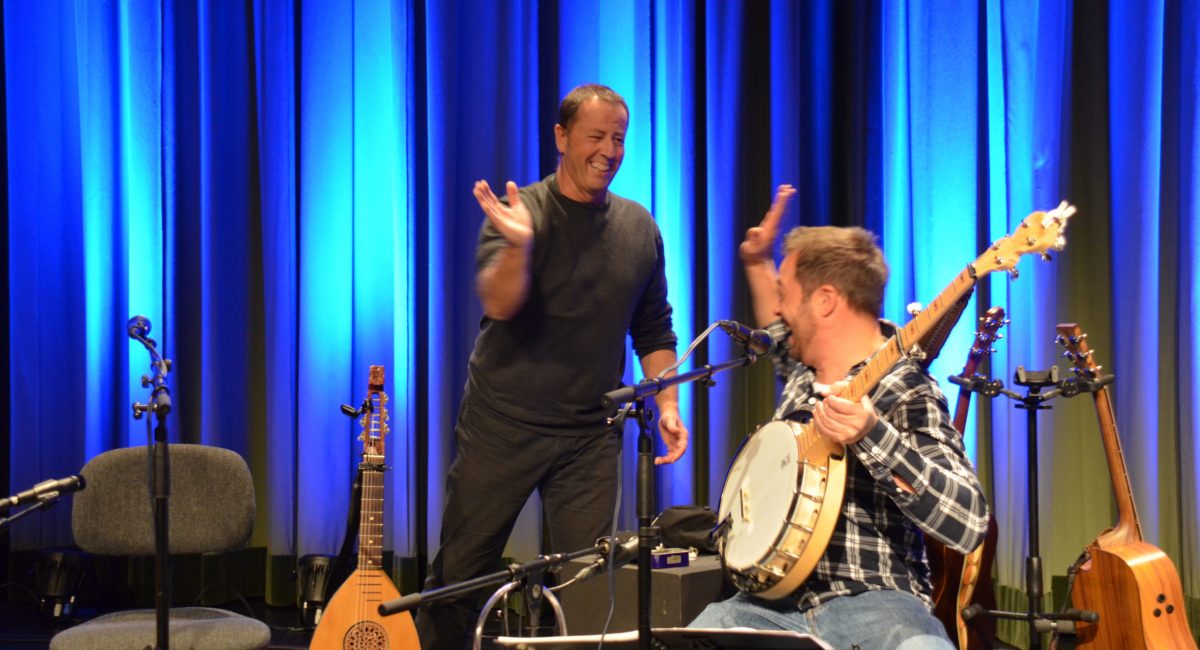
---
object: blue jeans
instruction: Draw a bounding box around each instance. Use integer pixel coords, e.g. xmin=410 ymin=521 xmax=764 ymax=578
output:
xmin=688 ymin=589 xmax=954 ymax=650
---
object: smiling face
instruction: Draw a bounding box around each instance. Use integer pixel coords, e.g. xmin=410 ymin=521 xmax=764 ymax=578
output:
xmin=776 ymin=252 xmax=815 ymax=363
xmin=554 ymin=98 xmax=628 ymax=204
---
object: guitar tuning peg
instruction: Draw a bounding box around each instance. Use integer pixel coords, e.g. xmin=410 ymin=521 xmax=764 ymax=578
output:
xmin=1025 ymin=236 xmax=1038 ymax=246
xmin=989 ymin=347 xmax=997 ymax=355
xmin=996 ymin=332 xmax=1005 ymax=339
xmin=1040 ymin=252 xmax=1052 ymax=262
xmin=1007 ymin=267 xmax=1020 ymax=280
xmin=907 ymin=302 xmax=923 ymax=316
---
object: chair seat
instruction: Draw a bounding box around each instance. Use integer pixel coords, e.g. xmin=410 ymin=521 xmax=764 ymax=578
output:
xmin=50 ymin=606 xmax=270 ymax=650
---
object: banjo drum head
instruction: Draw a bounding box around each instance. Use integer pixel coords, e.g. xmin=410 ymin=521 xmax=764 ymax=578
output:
xmin=717 ymin=420 xmax=803 ymax=571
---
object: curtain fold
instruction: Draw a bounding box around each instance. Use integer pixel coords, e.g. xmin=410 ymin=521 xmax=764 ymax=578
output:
xmin=5 ymin=1 xmax=1199 ymax=638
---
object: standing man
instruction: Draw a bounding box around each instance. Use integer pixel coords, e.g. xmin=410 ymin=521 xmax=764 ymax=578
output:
xmin=689 ymin=187 xmax=989 ymax=648
xmin=416 ymin=84 xmax=689 ymax=649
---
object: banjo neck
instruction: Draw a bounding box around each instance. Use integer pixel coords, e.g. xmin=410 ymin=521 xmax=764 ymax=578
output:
xmin=839 ymin=268 xmax=977 ymax=404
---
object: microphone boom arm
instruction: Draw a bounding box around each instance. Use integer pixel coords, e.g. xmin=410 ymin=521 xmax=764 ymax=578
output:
xmin=602 ymin=355 xmax=756 ymax=409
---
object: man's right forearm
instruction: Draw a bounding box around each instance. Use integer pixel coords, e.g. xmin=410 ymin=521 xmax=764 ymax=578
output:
xmin=744 ymin=259 xmax=778 ymax=327
xmin=477 ymin=244 xmax=531 ymax=320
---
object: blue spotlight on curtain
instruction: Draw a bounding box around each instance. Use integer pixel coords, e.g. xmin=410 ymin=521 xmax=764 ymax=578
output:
xmin=1108 ymin=0 xmax=1166 ymax=540
xmin=297 ymin=0 xmax=356 ymax=557
xmin=651 ymin=0 xmax=698 ymax=509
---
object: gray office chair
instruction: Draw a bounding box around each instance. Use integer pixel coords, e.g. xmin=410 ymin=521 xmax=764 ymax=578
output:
xmin=50 ymin=444 xmax=271 ymax=650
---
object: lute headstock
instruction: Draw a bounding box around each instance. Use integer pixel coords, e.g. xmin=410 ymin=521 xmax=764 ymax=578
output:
xmin=360 ymin=365 xmax=389 ymax=461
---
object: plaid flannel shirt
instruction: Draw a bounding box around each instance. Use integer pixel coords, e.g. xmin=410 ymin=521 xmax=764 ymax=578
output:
xmin=769 ymin=321 xmax=990 ymax=610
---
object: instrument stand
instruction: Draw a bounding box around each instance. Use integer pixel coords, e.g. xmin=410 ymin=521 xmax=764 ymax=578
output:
xmin=129 ymin=319 xmax=174 ymax=650
xmin=952 ymin=366 xmax=1103 ymax=650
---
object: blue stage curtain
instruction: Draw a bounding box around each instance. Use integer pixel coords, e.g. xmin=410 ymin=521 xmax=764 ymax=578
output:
xmin=5 ymin=0 xmax=1200 ymax=633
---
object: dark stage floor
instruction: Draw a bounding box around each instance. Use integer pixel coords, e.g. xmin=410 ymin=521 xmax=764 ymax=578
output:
xmin=0 ymin=597 xmax=543 ymax=649
xmin=0 ymin=598 xmax=313 ymax=649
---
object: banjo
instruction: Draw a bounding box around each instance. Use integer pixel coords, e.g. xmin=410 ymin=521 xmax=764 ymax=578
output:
xmin=717 ymin=204 xmax=1076 ymax=598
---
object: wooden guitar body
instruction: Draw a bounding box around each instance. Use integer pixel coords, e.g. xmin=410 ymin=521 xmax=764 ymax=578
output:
xmin=1056 ymin=325 xmax=1197 ymax=649
xmin=310 ymin=568 xmax=419 ymax=649
xmin=929 ymin=517 xmax=999 ymax=649
xmin=928 ymin=307 xmax=1005 ymax=649
xmin=1069 ymin=541 xmax=1195 ymax=649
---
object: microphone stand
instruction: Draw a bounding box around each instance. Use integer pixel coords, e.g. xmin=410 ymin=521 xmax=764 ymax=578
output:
xmin=600 ymin=338 xmax=762 ymax=650
xmin=130 ymin=320 xmax=174 ymax=650
xmin=376 ymin=544 xmax=605 ymax=615
xmin=0 ymin=498 xmax=60 ymax=532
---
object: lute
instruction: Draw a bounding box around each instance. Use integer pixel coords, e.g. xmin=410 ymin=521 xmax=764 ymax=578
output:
xmin=310 ymin=365 xmax=420 ymax=649
xmin=1055 ymin=325 xmax=1196 ymax=649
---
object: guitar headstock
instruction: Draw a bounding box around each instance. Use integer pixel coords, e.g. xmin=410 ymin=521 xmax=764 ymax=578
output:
xmin=1055 ymin=323 xmax=1101 ymax=379
xmin=953 ymin=306 xmax=1007 ymax=381
xmin=973 ymin=201 xmax=1076 ymax=279
xmin=967 ymin=306 xmax=1008 ymax=363
xmin=360 ymin=365 xmax=389 ymax=459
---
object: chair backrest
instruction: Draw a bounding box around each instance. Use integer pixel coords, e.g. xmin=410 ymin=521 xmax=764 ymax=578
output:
xmin=72 ymin=444 xmax=256 ymax=556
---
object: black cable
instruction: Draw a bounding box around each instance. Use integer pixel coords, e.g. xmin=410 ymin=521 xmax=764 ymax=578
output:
xmin=597 ymin=429 xmax=624 ymax=650
xmin=191 ymin=582 xmax=259 ymax=622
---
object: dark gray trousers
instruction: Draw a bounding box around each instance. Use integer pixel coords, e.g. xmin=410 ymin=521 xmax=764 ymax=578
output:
xmin=415 ymin=400 xmax=621 ymax=650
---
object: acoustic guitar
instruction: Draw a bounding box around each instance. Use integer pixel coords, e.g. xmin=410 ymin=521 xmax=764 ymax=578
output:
xmin=718 ymin=203 xmax=1076 ymax=598
xmin=1055 ymin=325 xmax=1196 ymax=649
xmin=310 ymin=365 xmax=420 ymax=649
xmin=927 ymin=306 xmax=1004 ymax=649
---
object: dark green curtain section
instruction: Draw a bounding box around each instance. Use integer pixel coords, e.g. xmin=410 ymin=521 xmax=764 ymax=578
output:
xmin=4 ymin=1 xmax=1199 ymax=645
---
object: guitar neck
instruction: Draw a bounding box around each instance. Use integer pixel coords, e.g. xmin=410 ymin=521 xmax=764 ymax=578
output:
xmin=1090 ymin=383 xmax=1143 ymax=545
xmin=1057 ymin=325 xmax=1143 ymax=546
xmin=842 ymin=268 xmax=977 ymax=402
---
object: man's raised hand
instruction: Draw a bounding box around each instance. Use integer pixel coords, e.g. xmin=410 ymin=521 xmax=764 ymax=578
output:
xmin=739 ymin=184 xmax=795 ymax=264
xmin=474 ymin=180 xmax=533 ymax=249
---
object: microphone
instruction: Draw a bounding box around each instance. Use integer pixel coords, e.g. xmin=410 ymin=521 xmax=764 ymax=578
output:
xmin=718 ymin=320 xmax=787 ymax=356
xmin=570 ymin=535 xmax=640 ymax=583
xmin=3 ymin=475 xmax=86 ymax=509
xmin=127 ymin=315 xmax=151 ymax=339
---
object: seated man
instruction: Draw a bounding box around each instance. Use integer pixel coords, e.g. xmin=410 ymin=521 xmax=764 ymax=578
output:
xmin=690 ymin=186 xmax=989 ymax=649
